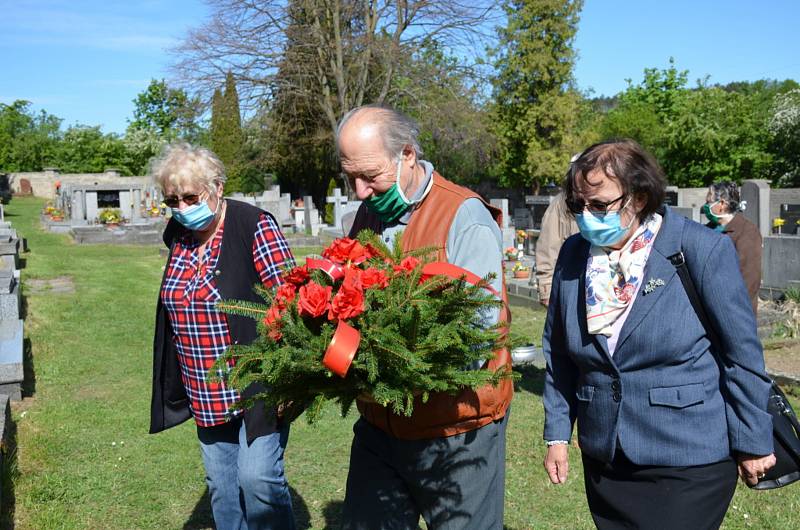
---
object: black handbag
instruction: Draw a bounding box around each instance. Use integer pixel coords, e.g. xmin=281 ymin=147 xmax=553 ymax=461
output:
xmin=668 ymin=249 xmax=800 ymax=490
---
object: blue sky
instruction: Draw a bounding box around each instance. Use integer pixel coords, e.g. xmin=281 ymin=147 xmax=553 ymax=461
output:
xmin=1 ymin=0 xmax=799 ymax=135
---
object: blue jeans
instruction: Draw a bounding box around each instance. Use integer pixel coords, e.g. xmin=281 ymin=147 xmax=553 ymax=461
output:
xmin=197 ymin=418 xmax=295 ymax=530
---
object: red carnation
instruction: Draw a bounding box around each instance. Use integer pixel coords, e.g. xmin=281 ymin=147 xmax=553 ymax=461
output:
xmin=284 ymin=265 xmax=310 ymax=286
xmin=323 ymin=238 xmax=373 ymax=265
xmin=361 ymin=268 xmax=389 ymax=290
xmin=297 ymin=281 xmax=332 ymax=318
xmin=394 ymin=256 xmax=421 ymax=274
xmin=328 ymin=269 xmax=365 ymax=321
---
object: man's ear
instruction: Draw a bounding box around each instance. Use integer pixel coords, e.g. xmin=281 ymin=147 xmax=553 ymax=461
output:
xmin=402 ymin=145 xmax=417 ymax=167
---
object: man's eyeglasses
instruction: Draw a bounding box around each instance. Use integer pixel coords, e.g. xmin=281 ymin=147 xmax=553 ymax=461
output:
xmin=567 ymin=193 xmax=626 ymax=215
xmin=163 ymin=193 xmax=203 ymax=208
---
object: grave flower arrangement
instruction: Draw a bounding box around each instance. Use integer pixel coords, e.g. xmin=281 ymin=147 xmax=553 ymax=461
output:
xmin=213 ymin=230 xmax=512 ymax=423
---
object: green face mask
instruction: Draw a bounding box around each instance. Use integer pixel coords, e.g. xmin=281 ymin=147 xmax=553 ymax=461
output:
xmin=364 ymin=157 xmax=412 ymax=224
xmin=701 ymin=202 xmax=721 ymax=224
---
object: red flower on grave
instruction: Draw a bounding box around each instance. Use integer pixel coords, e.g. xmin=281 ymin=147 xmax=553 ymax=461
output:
xmin=328 ymin=269 xmax=365 ymax=321
xmin=297 ymin=281 xmax=332 ymax=318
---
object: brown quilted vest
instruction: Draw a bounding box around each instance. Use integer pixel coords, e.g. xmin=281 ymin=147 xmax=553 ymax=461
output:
xmin=349 ymin=172 xmax=514 ymax=439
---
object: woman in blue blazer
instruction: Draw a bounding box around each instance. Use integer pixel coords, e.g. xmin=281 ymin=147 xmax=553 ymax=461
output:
xmin=541 ymin=139 xmax=775 ymax=530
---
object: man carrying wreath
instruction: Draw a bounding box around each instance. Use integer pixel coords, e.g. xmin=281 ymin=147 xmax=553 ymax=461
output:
xmin=336 ymin=104 xmax=513 ymax=530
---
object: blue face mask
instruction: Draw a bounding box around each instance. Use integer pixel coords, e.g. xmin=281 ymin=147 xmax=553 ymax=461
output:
xmin=576 ymin=201 xmax=634 ymax=247
xmin=172 ymin=198 xmax=220 ymax=231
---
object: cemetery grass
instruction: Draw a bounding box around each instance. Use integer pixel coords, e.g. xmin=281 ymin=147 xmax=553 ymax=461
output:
xmin=7 ymin=196 xmax=799 ymax=529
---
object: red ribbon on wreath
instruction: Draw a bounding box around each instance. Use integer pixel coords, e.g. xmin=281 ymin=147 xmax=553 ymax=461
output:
xmin=323 ymin=319 xmax=361 ymax=377
xmin=321 ymin=261 xmax=500 ymax=378
xmin=305 ymin=257 xmax=345 ymax=281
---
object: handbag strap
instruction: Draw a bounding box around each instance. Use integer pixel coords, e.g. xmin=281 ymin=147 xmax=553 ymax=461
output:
xmin=666 ymin=249 xmax=721 ymax=353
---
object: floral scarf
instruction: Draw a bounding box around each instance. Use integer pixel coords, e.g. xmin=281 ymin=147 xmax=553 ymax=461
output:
xmin=585 ymin=213 xmax=662 ymax=336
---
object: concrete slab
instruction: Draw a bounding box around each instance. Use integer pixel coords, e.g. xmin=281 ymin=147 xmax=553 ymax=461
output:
xmin=0 ymin=319 xmax=23 ymax=401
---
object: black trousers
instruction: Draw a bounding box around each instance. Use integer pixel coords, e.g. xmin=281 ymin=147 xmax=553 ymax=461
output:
xmin=582 ymin=450 xmax=738 ymax=530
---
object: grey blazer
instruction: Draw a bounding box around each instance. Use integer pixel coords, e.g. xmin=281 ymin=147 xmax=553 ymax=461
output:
xmin=542 ymin=206 xmax=773 ymax=466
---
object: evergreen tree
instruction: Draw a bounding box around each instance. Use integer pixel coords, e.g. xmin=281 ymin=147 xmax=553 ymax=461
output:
xmin=211 ymin=73 xmax=245 ymax=191
xmin=492 ymin=0 xmax=584 ymax=192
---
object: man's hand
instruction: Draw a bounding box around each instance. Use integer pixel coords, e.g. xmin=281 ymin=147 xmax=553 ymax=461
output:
xmin=737 ymin=453 xmax=777 ymax=486
xmin=544 ymin=444 xmax=569 ymax=484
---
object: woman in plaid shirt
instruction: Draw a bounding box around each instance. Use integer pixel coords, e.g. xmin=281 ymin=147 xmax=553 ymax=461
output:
xmin=149 ymin=143 xmax=296 ymax=530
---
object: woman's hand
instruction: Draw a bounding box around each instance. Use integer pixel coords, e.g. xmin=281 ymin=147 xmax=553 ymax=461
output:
xmin=544 ymin=443 xmax=570 ymax=484
xmin=736 ymin=453 xmax=777 ymax=486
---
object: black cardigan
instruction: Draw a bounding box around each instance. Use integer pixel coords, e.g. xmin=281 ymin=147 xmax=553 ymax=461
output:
xmin=149 ymin=199 xmax=277 ymax=444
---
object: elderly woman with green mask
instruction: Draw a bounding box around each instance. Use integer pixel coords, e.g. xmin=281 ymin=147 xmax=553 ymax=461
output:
xmin=702 ymin=181 xmax=761 ymax=315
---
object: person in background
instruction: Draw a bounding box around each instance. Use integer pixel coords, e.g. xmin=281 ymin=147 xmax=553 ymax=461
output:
xmin=702 ymin=181 xmax=762 ymax=316
xmin=535 ymin=191 xmax=578 ymax=307
xmin=149 ymin=143 xmax=297 ymax=530
xmin=542 ymin=139 xmax=774 ymax=530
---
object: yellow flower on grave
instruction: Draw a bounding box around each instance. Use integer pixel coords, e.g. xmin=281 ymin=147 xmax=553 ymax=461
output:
xmin=773 ymin=218 xmax=785 ymax=228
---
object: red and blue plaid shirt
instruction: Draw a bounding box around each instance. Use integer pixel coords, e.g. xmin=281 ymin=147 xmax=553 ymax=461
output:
xmin=160 ymin=212 xmax=294 ymax=427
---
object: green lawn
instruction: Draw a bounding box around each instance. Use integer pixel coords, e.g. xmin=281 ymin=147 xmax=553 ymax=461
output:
xmin=6 ymin=196 xmax=798 ymax=529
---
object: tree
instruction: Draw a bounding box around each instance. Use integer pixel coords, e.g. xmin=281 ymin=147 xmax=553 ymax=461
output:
xmin=172 ymin=0 xmax=500 ymax=198
xmin=663 ymin=87 xmax=771 ymax=187
xmin=210 ymin=72 xmax=245 ymax=192
xmin=53 ymin=125 xmax=129 ymax=174
xmin=394 ymin=39 xmax=498 ymax=186
xmin=491 ymin=0 xmax=585 ymax=192
xmin=768 ymin=88 xmax=800 ymax=187
xmin=128 ymin=79 xmax=203 ymax=141
xmin=0 ymin=100 xmax=61 ymax=172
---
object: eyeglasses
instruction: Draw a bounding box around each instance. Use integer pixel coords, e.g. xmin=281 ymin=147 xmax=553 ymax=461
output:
xmin=163 ymin=192 xmax=204 ymax=208
xmin=567 ymin=193 xmax=627 ymax=215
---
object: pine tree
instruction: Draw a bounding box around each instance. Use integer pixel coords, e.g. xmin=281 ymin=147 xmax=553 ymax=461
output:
xmin=492 ymin=0 xmax=585 ymax=193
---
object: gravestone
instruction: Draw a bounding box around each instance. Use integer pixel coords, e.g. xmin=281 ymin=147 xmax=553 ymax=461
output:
xmin=741 ymin=180 xmax=771 ymax=238
xmin=490 ymin=199 xmax=510 ymax=229
xmin=0 ymin=269 xmax=19 ymax=320
xmin=295 ymin=196 xmax=323 ymax=236
xmin=19 ymin=179 xmax=32 ymax=195
xmin=779 ymin=204 xmax=800 ymax=235
xmin=491 ymin=198 xmax=515 ymax=249
xmin=326 ymin=188 xmax=362 ymax=234
xmin=0 ymin=319 xmax=23 ymax=401
xmin=524 ymin=195 xmax=555 ymax=230
xmin=513 ymin=208 xmax=533 ymax=230
xmin=0 ymin=232 xmax=20 ymax=269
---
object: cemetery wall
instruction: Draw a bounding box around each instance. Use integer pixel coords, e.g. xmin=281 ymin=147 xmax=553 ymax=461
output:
xmin=8 ymin=170 xmax=150 ymax=199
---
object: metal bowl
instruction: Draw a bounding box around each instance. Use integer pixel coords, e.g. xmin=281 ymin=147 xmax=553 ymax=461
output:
xmin=511 ymin=344 xmax=540 ymax=364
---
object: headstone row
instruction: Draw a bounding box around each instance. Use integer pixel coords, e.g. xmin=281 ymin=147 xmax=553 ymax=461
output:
xmin=0 ymin=211 xmax=24 ymax=402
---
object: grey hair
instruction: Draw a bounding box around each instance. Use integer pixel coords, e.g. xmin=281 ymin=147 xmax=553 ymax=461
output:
xmin=708 ymin=181 xmax=741 ymax=212
xmin=337 ymin=104 xmax=423 ymax=160
xmin=150 ymin=142 xmax=227 ymax=194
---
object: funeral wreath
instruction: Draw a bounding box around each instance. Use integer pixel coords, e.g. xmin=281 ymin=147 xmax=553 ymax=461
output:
xmin=212 ymin=230 xmax=514 ymax=423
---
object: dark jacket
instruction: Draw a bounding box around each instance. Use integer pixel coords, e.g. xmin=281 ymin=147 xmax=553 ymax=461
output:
xmin=722 ymin=213 xmax=762 ymax=316
xmin=149 ymin=199 xmax=277 ymax=444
